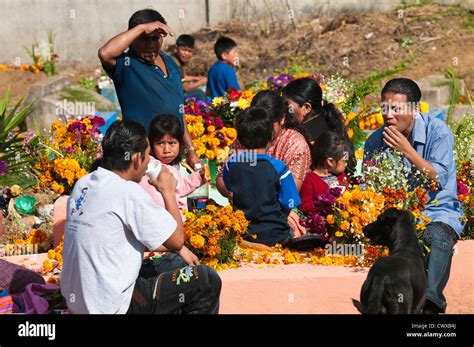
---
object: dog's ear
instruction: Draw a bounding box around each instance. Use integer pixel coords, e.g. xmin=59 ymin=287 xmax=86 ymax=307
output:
xmin=379 ymin=208 xmax=399 ymax=227
xmin=405 ymin=210 xmax=416 ymax=227
xmin=352 ymin=299 xmax=365 ymax=314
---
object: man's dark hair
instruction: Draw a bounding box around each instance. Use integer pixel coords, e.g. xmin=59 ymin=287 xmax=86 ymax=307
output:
xmin=97 ymin=120 xmax=148 ymax=172
xmin=176 ymin=34 xmax=195 ymax=48
xmin=236 ymin=107 xmax=273 ymax=150
xmin=381 ymin=78 xmax=422 ymax=103
xmin=148 ymin=114 xmax=184 ymax=166
xmin=214 ymin=37 xmax=237 ymax=60
xmin=128 ymin=9 xmax=167 ymax=30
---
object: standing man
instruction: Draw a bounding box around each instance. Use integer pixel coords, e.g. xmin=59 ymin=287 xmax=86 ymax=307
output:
xmin=364 ymin=78 xmax=465 ymax=314
xmin=98 ymin=9 xmax=200 ymax=167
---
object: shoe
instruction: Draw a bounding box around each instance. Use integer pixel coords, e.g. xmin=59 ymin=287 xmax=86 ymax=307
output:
xmin=284 ymin=234 xmax=327 ymax=251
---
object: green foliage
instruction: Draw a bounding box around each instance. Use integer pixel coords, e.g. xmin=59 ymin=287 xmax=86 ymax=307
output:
xmin=78 ymin=77 xmax=97 ymax=91
xmin=0 ymin=88 xmax=35 ymax=176
xmin=435 ymin=67 xmax=467 ymax=127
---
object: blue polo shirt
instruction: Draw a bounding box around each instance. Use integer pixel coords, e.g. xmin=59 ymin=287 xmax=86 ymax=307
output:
xmin=105 ymin=51 xmax=184 ymax=132
xmin=364 ymin=113 xmax=465 ymax=235
xmin=207 ymin=61 xmax=240 ymax=99
xmin=223 ymin=153 xmax=301 ymax=246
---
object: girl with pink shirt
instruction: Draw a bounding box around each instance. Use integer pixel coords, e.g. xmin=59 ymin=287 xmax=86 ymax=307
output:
xmin=140 ymin=114 xmax=207 ymax=220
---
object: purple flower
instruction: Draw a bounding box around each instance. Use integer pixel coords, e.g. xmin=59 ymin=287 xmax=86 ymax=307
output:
xmin=457 ymin=180 xmax=469 ymax=195
xmin=66 ymin=147 xmax=74 ymax=154
xmin=214 ymin=118 xmax=224 ymax=129
xmin=196 ymin=100 xmax=210 ymax=113
xmin=90 ymin=116 xmax=105 ymax=127
xmin=273 ymin=77 xmax=283 ymax=87
xmin=0 ymin=160 xmax=6 ymax=176
xmin=67 ymin=122 xmax=86 ymax=132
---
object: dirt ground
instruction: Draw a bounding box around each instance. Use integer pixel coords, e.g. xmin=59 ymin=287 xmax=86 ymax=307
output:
xmin=1 ymin=3 xmax=473 ymax=104
xmin=187 ymin=3 xmax=474 ymax=92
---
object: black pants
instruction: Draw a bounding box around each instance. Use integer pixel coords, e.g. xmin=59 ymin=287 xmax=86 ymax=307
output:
xmin=127 ymin=254 xmax=221 ymax=314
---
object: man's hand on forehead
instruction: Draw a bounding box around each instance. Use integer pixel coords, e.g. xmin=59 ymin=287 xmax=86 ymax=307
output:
xmin=142 ymin=21 xmax=173 ymax=37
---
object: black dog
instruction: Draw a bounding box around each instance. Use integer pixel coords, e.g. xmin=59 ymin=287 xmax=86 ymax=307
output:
xmin=352 ymin=208 xmax=426 ymax=314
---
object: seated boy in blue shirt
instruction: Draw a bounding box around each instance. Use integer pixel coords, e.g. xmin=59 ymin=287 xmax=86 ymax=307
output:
xmin=364 ymin=78 xmax=465 ymax=314
xmin=207 ymin=37 xmax=240 ymax=99
xmin=171 ymin=34 xmax=207 ymax=101
xmin=223 ymin=107 xmax=301 ymax=246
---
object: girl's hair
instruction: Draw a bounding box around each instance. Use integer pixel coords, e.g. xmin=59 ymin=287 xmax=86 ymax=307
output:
xmin=282 ymin=77 xmax=356 ymax=172
xmin=148 ymin=114 xmax=184 ymax=166
xmin=311 ymin=132 xmax=351 ymax=171
xmin=251 ymin=89 xmax=309 ymax=142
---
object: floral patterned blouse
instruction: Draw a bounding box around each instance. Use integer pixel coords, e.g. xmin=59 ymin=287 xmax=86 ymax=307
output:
xmin=227 ymin=128 xmax=311 ymax=183
xmin=267 ymin=128 xmax=311 ymax=183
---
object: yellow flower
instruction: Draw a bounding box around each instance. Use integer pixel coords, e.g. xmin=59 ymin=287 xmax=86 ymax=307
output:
xmin=52 ymin=182 xmax=65 ymax=194
xmin=355 ymin=149 xmax=364 ymax=160
xmin=206 ymin=205 xmax=218 ymax=212
xmin=419 ymin=101 xmax=429 ymax=113
xmin=190 ymin=235 xmax=205 ymax=249
xmin=10 ymin=185 xmax=22 ymax=197
xmin=43 ymin=259 xmax=54 ymax=273
xmin=237 ymin=99 xmax=250 ymax=110
xmin=340 ymin=221 xmax=350 ymax=231
xmin=326 ymin=214 xmax=334 ymax=225
xmin=347 ymin=128 xmax=354 ymax=139
xmin=335 ymin=231 xmax=344 ymax=238
xmin=207 ymin=125 xmax=216 ymax=133
xmin=212 ymin=97 xmax=224 ymax=107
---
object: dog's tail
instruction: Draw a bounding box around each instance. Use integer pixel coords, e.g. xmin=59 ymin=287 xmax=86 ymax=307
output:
xmin=352 ymin=299 xmax=365 ymax=313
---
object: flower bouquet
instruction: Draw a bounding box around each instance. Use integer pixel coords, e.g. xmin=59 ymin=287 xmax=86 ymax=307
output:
xmin=185 ymin=98 xmax=238 ymax=164
xmin=209 ymin=88 xmax=255 ymax=127
xmin=25 ymin=116 xmax=104 ymax=194
xmin=183 ymin=204 xmax=248 ymax=268
xmin=328 ymin=150 xmax=433 ymax=244
xmin=299 ymin=187 xmax=343 ymax=241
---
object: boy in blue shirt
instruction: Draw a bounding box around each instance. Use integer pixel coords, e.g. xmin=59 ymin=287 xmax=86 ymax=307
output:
xmin=364 ymin=78 xmax=465 ymax=314
xmin=223 ymin=107 xmax=301 ymax=246
xmin=207 ymin=37 xmax=240 ymax=99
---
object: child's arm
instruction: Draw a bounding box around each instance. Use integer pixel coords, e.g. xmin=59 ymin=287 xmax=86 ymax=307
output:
xmin=278 ymin=168 xmax=301 ymax=212
xmin=176 ymin=171 xmax=204 ymax=198
xmin=183 ymin=77 xmax=207 ymax=92
xmin=98 ymin=21 xmax=173 ymax=74
xmin=220 ymin=161 xmax=234 ymax=203
xmin=299 ymin=176 xmax=317 ymax=213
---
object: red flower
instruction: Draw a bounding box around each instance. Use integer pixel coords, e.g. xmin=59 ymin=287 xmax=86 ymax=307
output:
xmin=227 ymin=88 xmax=242 ymax=101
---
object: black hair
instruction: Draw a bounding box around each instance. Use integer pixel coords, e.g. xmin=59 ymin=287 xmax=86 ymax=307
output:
xmin=282 ymin=77 xmax=356 ymax=172
xmin=311 ymin=132 xmax=350 ymax=170
xmin=236 ymin=107 xmax=273 ymax=150
xmin=128 ymin=9 xmax=167 ymax=30
xmin=148 ymin=114 xmax=184 ymax=166
xmin=214 ymin=36 xmax=237 ymax=60
xmin=250 ymin=90 xmax=286 ymax=123
xmin=176 ymin=34 xmax=195 ymax=48
xmin=282 ymin=77 xmax=356 ymax=171
xmin=381 ymin=78 xmax=421 ymax=103
xmin=251 ymin=89 xmax=309 ymax=141
xmin=93 ymin=120 xmax=148 ymax=172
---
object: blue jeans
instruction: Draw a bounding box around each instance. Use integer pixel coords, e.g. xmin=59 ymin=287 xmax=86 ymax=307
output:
xmin=421 ymin=222 xmax=458 ymax=313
